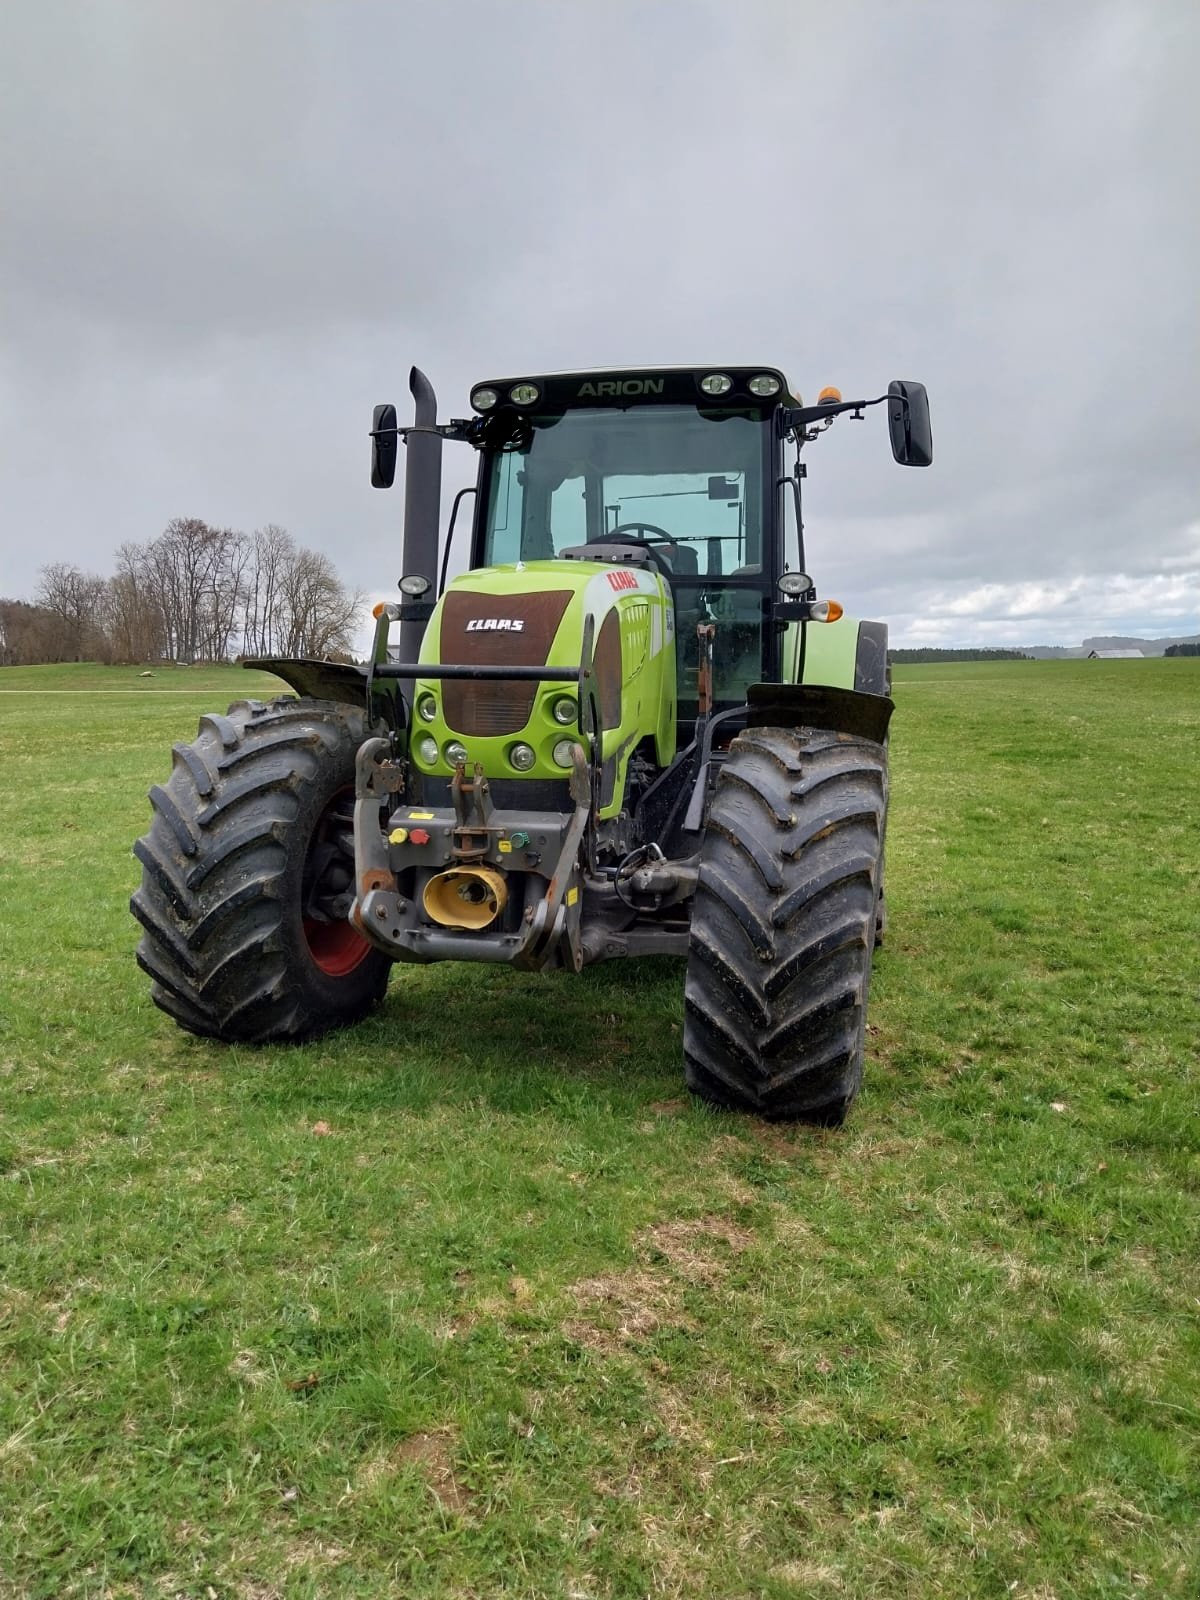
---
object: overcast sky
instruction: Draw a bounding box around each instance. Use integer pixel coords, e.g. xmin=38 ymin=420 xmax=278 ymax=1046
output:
xmin=2 ymin=0 xmax=1197 ymax=647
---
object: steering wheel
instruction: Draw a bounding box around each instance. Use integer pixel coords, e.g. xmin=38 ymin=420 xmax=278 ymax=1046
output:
xmin=598 ymin=521 xmax=681 ymax=550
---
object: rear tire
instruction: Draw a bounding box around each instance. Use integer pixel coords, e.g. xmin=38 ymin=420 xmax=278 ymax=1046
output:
xmin=131 ymin=697 xmax=391 ymax=1042
xmin=683 ymin=726 xmax=887 ymax=1123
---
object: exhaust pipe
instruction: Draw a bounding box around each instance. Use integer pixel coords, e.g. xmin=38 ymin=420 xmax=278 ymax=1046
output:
xmin=399 ymin=365 xmax=443 ymax=663
xmin=423 ymin=865 xmax=508 ymax=930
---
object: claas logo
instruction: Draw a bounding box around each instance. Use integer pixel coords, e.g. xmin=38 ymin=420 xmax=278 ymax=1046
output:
xmin=606 ymin=570 xmax=639 ymax=593
xmin=465 ymin=618 xmax=526 ymax=632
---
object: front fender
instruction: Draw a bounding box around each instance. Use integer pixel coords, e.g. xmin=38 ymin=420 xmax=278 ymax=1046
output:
xmin=746 ymin=682 xmax=893 ymax=744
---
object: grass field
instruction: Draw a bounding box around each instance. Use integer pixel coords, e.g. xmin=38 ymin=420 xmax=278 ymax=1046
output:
xmin=1 ymin=657 xmax=1197 ymax=1599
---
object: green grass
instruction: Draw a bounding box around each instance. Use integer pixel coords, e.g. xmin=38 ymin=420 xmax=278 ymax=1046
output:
xmin=1 ymin=657 xmax=1197 ymax=1599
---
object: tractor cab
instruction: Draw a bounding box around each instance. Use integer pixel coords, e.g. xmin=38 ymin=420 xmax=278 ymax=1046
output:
xmin=467 ymin=368 xmax=793 ymax=729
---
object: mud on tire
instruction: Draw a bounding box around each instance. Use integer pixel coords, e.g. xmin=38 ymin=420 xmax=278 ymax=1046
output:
xmin=683 ymin=726 xmax=887 ymax=1123
xmin=131 ymin=697 xmax=391 ymax=1043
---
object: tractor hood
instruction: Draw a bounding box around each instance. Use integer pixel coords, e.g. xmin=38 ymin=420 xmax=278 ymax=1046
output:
xmin=409 ymin=560 xmax=677 ymax=814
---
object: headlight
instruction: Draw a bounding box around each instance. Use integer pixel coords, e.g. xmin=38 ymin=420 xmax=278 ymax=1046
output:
xmin=399 ymin=573 xmax=431 ymax=597
xmin=445 ymin=740 xmax=468 ymax=766
xmin=552 ymin=739 xmax=576 ymax=769
xmin=748 ymin=373 xmax=781 ymax=397
xmin=416 ymin=693 xmax=437 ymax=722
xmin=778 ymin=571 xmax=813 ymax=597
xmin=415 ymin=735 xmax=438 ymax=764
xmin=509 ymin=383 xmax=540 ymax=406
xmin=551 ymin=696 xmax=577 ymax=725
xmin=699 ymin=372 xmax=732 ymax=396
xmin=471 ymin=387 xmax=498 ymax=411
xmin=509 ymin=742 xmax=537 ymax=772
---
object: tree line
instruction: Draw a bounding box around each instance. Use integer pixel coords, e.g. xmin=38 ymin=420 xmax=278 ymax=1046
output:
xmin=888 ymin=647 xmax=1032 ymax=663
xmin=1164 ymin=642 xmax=1200 ymax=658
xmin=0 ymin=520 xmax=361 ymax=667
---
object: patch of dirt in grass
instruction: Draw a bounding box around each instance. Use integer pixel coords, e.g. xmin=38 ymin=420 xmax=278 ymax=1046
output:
xmin=781 ymin=1393 xmax=842 ymax=1425
xmin=283 ymin=1534 xmax=350 ymax=1571
xmin=392 ymin=1429 xmax=471 ymax=1515
xmin=999 ymin=1389 xmax=1078 ymax=1458
xmin=639 ymin=1216 xmax=754 ymax=1285
xmin=565 ymin=1216 xmax=753 ymax=1354
xmin=771 ymin=1559 xmax=844 ymax=1590
xmin=566 ymin=1269 xmax=681 ymax=1353
xmin=638 ymin=1511 xmax=711 ymax=1596
xmin=229 ymin=1348 xmax=271 ymax=1386
xmin=652 ymin=1380 xmax=714 ymax=1451
xmin=743 ymin=1120 xmax=836 ymax=1160
xmin=770 ymin=1210 xmax=818 ymax=1247
xmin=356 ymin=1429 xmax=471 ymax=1516
xmin=712 ymin=1173 xmax=759 ymax=1206
xmin=431 ymin=1310 xmax=477 ymax=1342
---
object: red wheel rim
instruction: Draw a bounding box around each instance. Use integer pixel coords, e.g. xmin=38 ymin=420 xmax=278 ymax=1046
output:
xmin=302 ymin=785 xmax=373 ymax=977
xmin=304 ymin=915 xmax=373 ymax=977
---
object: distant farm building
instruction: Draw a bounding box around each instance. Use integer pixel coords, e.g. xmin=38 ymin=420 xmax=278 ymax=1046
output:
xmin=1088 ymin=649 xmax=1144 ymax=659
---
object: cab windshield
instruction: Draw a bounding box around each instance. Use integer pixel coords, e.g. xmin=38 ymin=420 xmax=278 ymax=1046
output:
xmin=478 ymin=405 xmax=770 ymax=719
xmin=479 ymin=405 xmax=765 ymax=580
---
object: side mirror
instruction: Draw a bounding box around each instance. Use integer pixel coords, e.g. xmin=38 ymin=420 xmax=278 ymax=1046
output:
xmin=888 ymin=381 xmax=933 ymax=467
xmin=371 ymin=403 xmax=398 ymax=488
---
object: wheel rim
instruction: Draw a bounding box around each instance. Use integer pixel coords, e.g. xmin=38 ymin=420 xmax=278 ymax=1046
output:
xmin=302 ymin=786 xmax=373 ymax=977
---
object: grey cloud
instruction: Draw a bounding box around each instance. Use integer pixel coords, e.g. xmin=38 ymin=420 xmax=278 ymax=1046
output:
xmin=1 ymin=0 xmax=1197 ymax=645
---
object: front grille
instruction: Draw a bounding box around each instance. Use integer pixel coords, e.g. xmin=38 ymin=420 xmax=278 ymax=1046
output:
xmin=439 ymin=587 xmax=574 ymax=737
xmin=445 ymin=681 xmax=537 ymax=736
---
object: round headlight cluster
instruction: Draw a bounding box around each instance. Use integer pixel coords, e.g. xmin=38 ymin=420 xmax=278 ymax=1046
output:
xmin=415 ymin=734 xmax=438 ymax=765
xmin=748 ymin=373 xmax=781 ymax=397
xmin=416 ymin=693 xmax=437 ymax=722
xmin=552 ymin=739 xmax=576 ymax=769
xmin=445 ymin=741 xmax=468 ymax=766
xmin=471 ymin=387 xmax=498 ymax=411
xmin=509 ymin=742 xmax=537 ymax=772
xmin=699 ymin=372 xmax=732 ymax=396
xmin=551 ymin=696 xmax=577 ymax=726
xmin=509 ymin=383 xmax=540 ymax=406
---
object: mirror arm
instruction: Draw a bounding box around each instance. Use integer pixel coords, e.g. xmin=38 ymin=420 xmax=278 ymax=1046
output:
xmin=785 ymin=393 xmax=890 ymax=430
xmin=368 ymin=420 xmax=478 ymax=443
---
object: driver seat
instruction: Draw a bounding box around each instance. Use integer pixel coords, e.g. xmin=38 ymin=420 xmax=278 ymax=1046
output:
xmin=659 ymin=542 xmax=698 ymax=577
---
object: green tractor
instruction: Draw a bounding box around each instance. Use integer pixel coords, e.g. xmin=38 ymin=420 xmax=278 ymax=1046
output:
xmin=132 ymin=366 xmax=931 ymax=1122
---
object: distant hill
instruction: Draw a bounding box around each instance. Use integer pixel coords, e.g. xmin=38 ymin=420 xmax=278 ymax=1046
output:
xmin=1021 ymin=633 xmax=1200 ymax=660
xmin=1080 ymin=633 xmax=1200 ymax=657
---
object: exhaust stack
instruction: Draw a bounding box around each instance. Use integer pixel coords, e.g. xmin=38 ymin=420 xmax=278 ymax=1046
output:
xmin=399 ymin=365 xmax=443 ymax=662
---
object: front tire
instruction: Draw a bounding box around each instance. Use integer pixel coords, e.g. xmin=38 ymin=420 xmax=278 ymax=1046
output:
xmin=131 ymin=697 xmax=391 ymax=1042
xmin=683 ymin=726 xmax=887 ymax=1123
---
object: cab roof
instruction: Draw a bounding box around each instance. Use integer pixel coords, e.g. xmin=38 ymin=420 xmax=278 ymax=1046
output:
xmin=468 ymin=366 xmax=800 ymax=413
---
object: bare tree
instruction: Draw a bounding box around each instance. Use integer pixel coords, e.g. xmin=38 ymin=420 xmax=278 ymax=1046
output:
xmin=242 ymin=524 xmax=295 ymax=657
xmin=277 ymin=546 xmax=361 ymax=657
xmin=36 ymin=563 xmax=108 ymax=660
xmin=141 ymin=518 xmax=247 ymax=662
xmin=0 ymin=599 xmax=62 ymax=666
xmin=103 ymin=545 xmax=166 ymax=663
